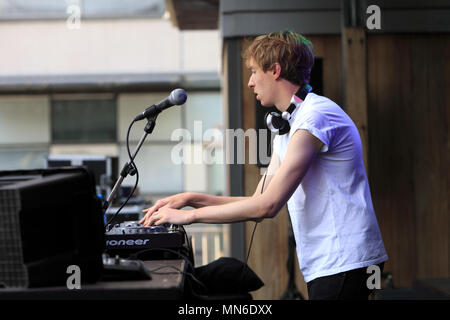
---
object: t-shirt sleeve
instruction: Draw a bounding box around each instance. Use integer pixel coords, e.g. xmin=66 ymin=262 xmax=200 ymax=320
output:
xmin=290 ymin=110 xmax=333 ymax=153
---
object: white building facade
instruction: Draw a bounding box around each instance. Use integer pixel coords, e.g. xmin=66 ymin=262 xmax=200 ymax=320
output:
xmin=0 ymin=2 xmax=228 ymax=264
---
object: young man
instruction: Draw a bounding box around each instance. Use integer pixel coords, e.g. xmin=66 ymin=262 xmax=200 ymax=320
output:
xmin=140 ymin=31 xmax=388 ymax=300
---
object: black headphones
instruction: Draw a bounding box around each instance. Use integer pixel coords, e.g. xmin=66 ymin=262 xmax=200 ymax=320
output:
xmin=264 ymin=84 xmax=312 ymax=135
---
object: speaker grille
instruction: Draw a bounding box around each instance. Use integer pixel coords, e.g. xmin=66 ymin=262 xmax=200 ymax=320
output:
xmin=0 ymin=189 xmax=28 ymax=288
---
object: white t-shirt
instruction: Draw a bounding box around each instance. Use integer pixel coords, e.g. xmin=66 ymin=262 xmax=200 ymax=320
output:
xmin=272 ymin=92 xmax=388 ymax=283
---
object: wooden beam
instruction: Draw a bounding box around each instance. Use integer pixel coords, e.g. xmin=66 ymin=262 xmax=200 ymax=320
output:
xmin=223 ymin=39 xmax=246 ymax=262
xmin=166 ymin=0 xmax=218 ymax=30
xmin=343 ymin=27 xmax=369 ymax=174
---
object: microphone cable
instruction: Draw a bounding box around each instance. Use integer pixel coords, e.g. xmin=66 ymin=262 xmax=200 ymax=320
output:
xmin=106 ymin=119 xmax=140 ymax=227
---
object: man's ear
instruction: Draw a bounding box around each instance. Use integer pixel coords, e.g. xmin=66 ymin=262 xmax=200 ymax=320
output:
xmin=271 ymin=62 xmax=282 ymax=80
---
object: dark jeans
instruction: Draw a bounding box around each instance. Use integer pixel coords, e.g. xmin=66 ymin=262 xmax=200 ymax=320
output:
xmin=307 ymin=263 xmax=385 ymax=300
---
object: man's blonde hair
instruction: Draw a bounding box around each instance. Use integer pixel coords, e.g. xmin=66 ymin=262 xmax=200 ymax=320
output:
xmin=244 ymin=30 xmax=314 ymax=86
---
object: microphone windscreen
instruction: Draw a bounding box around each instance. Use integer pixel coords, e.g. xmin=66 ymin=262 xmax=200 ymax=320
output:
xmin=170 ymin=88 xmax=187 ymax=105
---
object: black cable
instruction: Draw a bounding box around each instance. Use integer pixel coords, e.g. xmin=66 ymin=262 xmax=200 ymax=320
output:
xmin=106 ymin=119 xmax=140 ymax=226
xmin=245 ymin=171 xmax=267 ymax=263
xmin=179 ymin=225 xmax=194 ymax=263
xmin=239 ymin=171 xmax=267 ymax=293
xmin=125 ymin=119 xmax=139 ymax=169
xmin=147 ymin=264 xmax=184 ymax=274
xmin=246 ymin=223 xmax=258 ymax=265
xmin=130 ymin=247 xmax=207 ymax=294
xmin=130 ymin=247 xmax=195 ymax=271
xmin=146 ymin=264 xmax=207 ymax=293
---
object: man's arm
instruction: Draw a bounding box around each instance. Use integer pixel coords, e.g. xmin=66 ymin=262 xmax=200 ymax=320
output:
xmin=145 ymin=129 xmax=324 ymax=226
xmin=183 ymin=151 xmax=281 ymax=207
xmin=187 ymin=193 xmax=248 ymax=207
xmin=252 ymin=152 xmax=280 ymax=196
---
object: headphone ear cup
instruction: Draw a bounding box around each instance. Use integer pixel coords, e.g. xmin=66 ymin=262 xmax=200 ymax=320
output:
xmin=276 ymin=119 xmax=290 ymax=135
xmin=271 ymin=115 xmax=285 ymax=128
xmin=265 ymin=112 xmax=290 ymax=135
xmin=265 ymin=112 xmax=277 ymax=133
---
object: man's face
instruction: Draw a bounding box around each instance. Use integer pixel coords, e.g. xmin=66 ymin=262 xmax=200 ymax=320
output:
xmin=247 ymin=58 xmax=276 ymax=107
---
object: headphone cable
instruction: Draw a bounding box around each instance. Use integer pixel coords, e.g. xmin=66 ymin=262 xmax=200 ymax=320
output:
xmin=245 ymin=171 xmax=267 ymax=264
xmin=239 ymin=171 xmax=267 ymax=293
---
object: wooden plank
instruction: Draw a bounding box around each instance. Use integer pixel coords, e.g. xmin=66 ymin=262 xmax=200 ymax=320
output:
xmin=225 ymin=38 xmax=247 ymax=262
xmin=367 ymin=34 xmax=450 ymax=287
xmin=343 ymin=27 xmax=369 ymax=173
xmin=410 ymin=34 xmax=449 ymax=280
xmin=308 ymin=35 xmax=343 ymax=106
xmin=222 ymin=41 xmax=230 ymax=196
xmin=367 ymin=34 xmax=417 ymax=287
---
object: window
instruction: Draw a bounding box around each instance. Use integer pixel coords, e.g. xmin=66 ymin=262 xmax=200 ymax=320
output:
xmin=51 ymin=95 xmax=117 ymax=144
xmin=0 ymin=95 xmax=50 ymax=170
xmin=0 ymin=0 xmax=165 ymax=20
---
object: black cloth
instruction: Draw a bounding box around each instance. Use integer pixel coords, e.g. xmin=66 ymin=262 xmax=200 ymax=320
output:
xmin=307 ymin=263 xmax=385 ymax=300
xmin=193 ymin=257 xmax=264 ymax=295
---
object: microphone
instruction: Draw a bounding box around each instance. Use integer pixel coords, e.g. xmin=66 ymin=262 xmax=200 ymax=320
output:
xmin=134 ymin=88 xmax=187 ymax=121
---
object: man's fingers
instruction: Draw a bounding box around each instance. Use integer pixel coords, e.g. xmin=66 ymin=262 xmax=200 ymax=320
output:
xmin=142 ymin=212 xmax=156 ymax=226
xmin=140 ymin=201 xmax=172 ymax=226
xmin=145 ymin=214 xmax=158 ymax=226
xmin=140 ymin=203 xmax=164 ymax=224
xmin=140 ymin=215 xmax=150 ymax=225
xmin=151 ymin=214 xmax=165 ymax=226
xmin=144 ymin=208 xmax=168 ymax=226
xmin=142 ymin=205 xmax=156 ymax=214
xmin=142 ymin=200 xmax=168 ymax=214
xmin=139 ymin=209 xmax=153 ymax=224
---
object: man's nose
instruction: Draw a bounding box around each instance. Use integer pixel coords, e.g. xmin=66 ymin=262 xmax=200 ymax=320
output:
xmin=248 ymin=77 xmax=254 ymax=88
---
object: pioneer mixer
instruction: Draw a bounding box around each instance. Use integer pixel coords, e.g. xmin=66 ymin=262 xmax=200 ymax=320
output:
xmin=104 ymin=221 xmax=188 ymax=259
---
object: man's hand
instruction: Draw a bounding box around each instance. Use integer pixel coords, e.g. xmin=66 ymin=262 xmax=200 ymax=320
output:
xmin=139 ymin=193 xmax=190 ymax=226
xmin=142 ymin=207 xmax=193 ymax=226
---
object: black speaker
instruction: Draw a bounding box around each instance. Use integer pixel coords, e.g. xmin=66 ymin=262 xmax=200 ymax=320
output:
xmin=0 ymin=167 xmax=105 ymax=288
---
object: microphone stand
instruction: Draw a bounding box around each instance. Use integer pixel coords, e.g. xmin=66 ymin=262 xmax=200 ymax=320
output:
xmin=102 ymin=114 xmax=158 ymax=216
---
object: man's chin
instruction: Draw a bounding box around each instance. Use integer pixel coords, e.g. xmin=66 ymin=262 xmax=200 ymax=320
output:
xmin=256 ymin=96 xmax=271 ymax=107
xmin=260 ymin=101 xmax=272 ymax=107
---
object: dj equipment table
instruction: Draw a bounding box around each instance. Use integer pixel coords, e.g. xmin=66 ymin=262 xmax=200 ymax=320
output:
xmin=0 ymin=259 xmax=186 ymax=300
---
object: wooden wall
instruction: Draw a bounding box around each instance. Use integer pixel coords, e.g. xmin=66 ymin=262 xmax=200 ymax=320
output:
xmin=367 ymin=34 xmax=450 ymax=287
xmin=240 ymin=35 xmax=343 ymax=299
xmin=232 ymin=32 xmax=448 ymax=298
